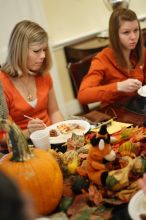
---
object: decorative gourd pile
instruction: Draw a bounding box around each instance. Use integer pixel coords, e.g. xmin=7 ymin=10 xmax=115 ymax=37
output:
xmin=0 ymin=81 xmax=63 ymax=215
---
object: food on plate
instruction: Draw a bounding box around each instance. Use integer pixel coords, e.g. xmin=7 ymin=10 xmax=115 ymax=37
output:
xmin=57 ymin=123 xmax=85 ymax=134
xmin=49 ymin=123 xmax=85 ymax=139
xmin=49 ymin=129 xmax=60 ymax=137
xmin=47 ymin=120 xmax=90 ymax=145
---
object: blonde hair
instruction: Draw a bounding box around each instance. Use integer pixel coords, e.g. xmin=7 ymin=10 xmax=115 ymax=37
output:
xmin=109 ymin=8 xmax=144 ymax=68
xmin=1 ymin=20 xmax=52 ymax=77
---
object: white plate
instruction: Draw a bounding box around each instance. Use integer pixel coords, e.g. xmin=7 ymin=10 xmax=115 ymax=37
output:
xmin=138 ymin=85 xmax=146 ymax=97
xmin=45 ymin=120 xmax=90 ymax=144
xmin=128 ymin=190 xmax=146 ymax=220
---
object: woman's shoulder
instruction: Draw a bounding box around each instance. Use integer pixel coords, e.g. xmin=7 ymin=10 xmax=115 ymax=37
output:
xmin=94 ymin=47 xmax=115 ymax=64
xmin=0 ymin=71 xmax=9 ymax=82
xmin=95 ymin=47 xmax=113 ymax=58
xmin=37 ymin=72 xmax=52 ymax=80
xmin=0 ymin=71 xmax=6 ymax=78
xmin=37 ymin=72 xmax=53 ymax=87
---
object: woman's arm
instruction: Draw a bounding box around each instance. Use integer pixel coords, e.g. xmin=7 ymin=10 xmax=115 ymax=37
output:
xmin=47 ymin=88 xmax=64 ymax=124
xmin=77 ymin=53 xmax=121 ymax=105
xmin=77 ymin=48 xmax=142 ymax=105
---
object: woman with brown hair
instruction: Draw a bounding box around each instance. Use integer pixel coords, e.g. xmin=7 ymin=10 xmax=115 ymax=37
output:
xmin=78 ymin=8 xmax=146 ymax=108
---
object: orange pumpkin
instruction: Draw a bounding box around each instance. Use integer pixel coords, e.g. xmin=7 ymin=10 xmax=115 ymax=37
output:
xmin=0 ymin=119 xmax=63 ymax=215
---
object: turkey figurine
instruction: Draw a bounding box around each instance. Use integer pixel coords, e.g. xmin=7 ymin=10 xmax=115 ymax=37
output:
xmin=77 ymin=124 xmax=116 ymax=186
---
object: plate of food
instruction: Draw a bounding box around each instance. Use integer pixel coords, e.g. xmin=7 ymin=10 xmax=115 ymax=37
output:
xmin=45 ymin=120 xmax=90 ymax=144
xmin=128 ymin=190 xmax=146 ymax=220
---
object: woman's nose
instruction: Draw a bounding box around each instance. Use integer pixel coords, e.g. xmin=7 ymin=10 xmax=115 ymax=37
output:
xmin=130 ymin=32 xmax=137 ymax=39
xmin=40 ymin=50 xmax=45 ymax=58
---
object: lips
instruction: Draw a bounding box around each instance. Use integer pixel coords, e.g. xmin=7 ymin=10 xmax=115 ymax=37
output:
xmin=129 ymin=43 xmax=136 ymax=48
xmin=35 ymin=62 xmax=43 ymax=66
xmin=130 ymin=42 xmax=136 ymax=46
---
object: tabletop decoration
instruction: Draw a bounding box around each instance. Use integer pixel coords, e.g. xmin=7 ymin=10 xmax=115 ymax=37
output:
xmin=0 ymin=81 xmax=63 ymax=216
xmin=0 ymin=117 xmax=64 ymax=216
xmin=46 ymin=122 xmax=146 ymax=219
xmin=1 ymin=76 xmax=146 ymax=218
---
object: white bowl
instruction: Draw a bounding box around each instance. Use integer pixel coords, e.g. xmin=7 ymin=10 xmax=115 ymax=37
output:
xmin=30 ymin=129 xmax=50 ymax=151
xmin=138 ymin=85 xmax=146 ymax=97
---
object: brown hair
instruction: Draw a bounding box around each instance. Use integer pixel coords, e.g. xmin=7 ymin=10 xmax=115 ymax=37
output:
xmin=109 ymin=8 xmax=144 ymax=68
xmin=1 ymin=20 xmax=52 ymax=77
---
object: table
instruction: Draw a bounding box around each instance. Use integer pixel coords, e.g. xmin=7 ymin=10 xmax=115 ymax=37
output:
xmin=100 ymin=104 xmax=146 ymax=127
xmin=111 ymin=203 xmax=132 ymax=220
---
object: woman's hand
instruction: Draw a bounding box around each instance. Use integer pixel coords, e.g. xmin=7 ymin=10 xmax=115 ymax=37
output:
xmin=27 ymin=118 xmax=46 ymax=134
xmin=117 ymin=79 xmax=142 ymax=92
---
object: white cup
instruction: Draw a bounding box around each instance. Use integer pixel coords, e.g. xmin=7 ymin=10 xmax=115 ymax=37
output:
xmin=30 ymin=129 xmax=50 ymax=151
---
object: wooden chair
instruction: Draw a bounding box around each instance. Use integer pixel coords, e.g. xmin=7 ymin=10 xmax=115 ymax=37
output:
xmin=67 ymin=53 xmax=97 ymax=114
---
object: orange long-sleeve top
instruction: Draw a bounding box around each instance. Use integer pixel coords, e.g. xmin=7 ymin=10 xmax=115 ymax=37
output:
xmin=0 ymin=71 xmax=53 ymax=130
xmin=78 ymin=47 xmax=146 ymax=106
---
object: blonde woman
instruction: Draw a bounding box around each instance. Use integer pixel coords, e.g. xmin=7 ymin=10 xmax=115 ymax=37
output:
xmin=0 ymin=20 xmax=63 ymax=140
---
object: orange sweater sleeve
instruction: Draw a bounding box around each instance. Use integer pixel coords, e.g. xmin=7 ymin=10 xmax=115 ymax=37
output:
xmin=78 ymin=47 xmax=144 ymax=105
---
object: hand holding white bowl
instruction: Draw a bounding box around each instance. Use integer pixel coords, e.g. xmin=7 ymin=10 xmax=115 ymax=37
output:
xmin=117 ymin=79 xmax=142 ymax=92
xmin=138 ymin=85 xmax=146 ymax=97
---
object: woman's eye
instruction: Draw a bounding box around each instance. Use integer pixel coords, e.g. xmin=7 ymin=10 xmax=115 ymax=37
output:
xmin=33 ymin=50 xmax=39 ymax=53
xmin=33 ymin=49 xmax=46 ymax=53
xmin=134 ymin=29 xmax=139 ymax=33
xmin=123 ymin=31 xmax=129 ymax=35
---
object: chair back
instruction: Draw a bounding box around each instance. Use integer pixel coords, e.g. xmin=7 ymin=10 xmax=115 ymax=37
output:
xmin=67 ymin=53 xmax=96 ymax=113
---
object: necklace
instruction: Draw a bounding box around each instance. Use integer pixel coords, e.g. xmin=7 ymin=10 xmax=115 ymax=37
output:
xmin=11 ymin=76 xmax=36 ymax=102
xmin=27 ymin=93 xmax=34 ymax=102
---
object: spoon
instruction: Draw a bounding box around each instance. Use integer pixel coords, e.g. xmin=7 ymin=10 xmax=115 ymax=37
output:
xmin=24 ymin=115 xmax=47 ymax=127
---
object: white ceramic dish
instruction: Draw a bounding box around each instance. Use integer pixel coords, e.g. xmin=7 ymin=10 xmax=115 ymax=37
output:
xmin=45 ymin=119 xmax=90 ymax=144
xmin=138 ymin=85 xmax=146 ymax=97
xmin=128 ymin=190 xmax=146 ymax=220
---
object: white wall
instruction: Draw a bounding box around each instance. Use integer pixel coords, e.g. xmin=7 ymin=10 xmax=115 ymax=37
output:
xmin=0 ymin=0 xmax=47 ymax=63
xmin=42 ymin=0 xmax=146 ymax=47
xmin=0 ymin=0 xmax=67 ymax=117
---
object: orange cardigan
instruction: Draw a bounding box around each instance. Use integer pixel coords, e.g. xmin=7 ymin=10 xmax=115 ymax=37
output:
xmin=0 ymin=72 xmax=53 ymax=130
xmin=78 ymin=47 xmax=146 ymax=106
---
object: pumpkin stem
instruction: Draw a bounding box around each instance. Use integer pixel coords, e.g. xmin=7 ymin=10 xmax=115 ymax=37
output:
xmin=0 ymin=118 xmax=34 ymax=162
